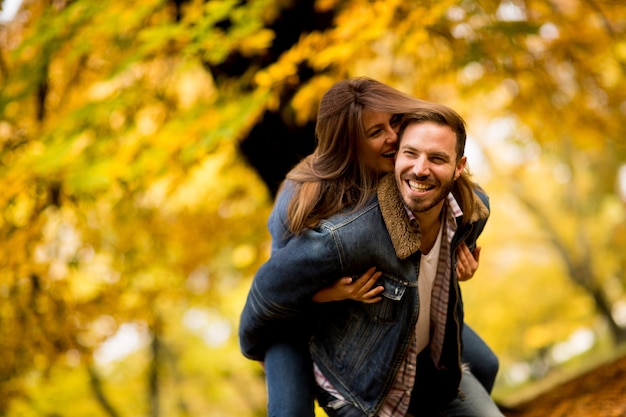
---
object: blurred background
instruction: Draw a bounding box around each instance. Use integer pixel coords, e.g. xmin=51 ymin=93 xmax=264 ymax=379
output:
xmin=1 ymin=0 xmax=625 ymax=416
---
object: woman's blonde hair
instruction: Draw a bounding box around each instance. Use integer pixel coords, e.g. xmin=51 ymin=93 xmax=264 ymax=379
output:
xmin=284 ymin=77 xmax=451 ymax=235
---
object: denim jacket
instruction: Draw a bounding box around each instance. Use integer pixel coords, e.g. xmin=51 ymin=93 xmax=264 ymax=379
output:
xmin=239 ymin=174 xmax=490 ymax=416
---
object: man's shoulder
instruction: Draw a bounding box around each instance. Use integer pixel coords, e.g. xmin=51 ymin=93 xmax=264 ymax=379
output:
xmin=471 ymin=183 xmax=489 ymax=208
xmin=470 ymin=185 xmax=490 ymax=221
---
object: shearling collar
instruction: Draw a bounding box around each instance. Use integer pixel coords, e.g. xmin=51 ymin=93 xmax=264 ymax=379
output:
xmin=377 ymin=173 xmax=489 ymax=260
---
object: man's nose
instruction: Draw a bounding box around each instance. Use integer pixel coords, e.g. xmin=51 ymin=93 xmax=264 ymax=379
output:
xmin=413 ymin=157 xmax=430 ymax=176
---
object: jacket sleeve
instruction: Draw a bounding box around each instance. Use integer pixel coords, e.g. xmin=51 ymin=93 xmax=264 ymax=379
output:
xmin=465 ymin=187 xmax=490 ymax=251
xmin=238 ymin=225 xmax=343 ymax=361
xmin=267 ymin=180 xmax=296 ymax=253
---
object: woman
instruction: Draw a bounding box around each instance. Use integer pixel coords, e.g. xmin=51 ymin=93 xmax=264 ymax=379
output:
xmin=259 ymin=77 xmax=498 ymax=416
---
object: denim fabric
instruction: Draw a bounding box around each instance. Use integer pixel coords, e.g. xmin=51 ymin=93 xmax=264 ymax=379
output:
xmin=240 ymin=197 xmax=423 ymax=415
xmin=263 ymin=324 xmax=498 ymax=417
xmin=435 ymin=370 xmax=505 ymax=417
xmin=240 ymin=179 xmax=490 ymax=416
xmin=317 ymin=388 xmax=366 ymax=417
xmin=407 ymin=349 xmax=504 ymax=417
xmin=461 ymin=325 xmax=499 ymax=393
xmin=265 ymin=341 xmax=316 ymax=417
xmin=319 ymin=350 xmax=503 ymax=417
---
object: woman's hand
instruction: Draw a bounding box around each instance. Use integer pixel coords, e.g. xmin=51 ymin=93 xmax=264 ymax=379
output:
xmin=456 ymin=242 xmax=481 ymax=282
xmin=312 ymin=267 xmax=384 ymax=303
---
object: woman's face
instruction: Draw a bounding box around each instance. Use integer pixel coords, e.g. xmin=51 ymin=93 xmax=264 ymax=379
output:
xmin=359 ymin=110 xmax=400 ymax=174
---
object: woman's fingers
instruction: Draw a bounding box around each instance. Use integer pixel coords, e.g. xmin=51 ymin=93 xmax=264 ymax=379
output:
xmin=361 ymin=285 xmax=384 ymax=304
xmin=353 ymin=267 xmax=383 ymax=302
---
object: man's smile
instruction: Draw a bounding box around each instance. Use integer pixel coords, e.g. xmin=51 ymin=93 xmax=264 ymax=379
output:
xmin=408 ymin=179 xmax=435 ymax=193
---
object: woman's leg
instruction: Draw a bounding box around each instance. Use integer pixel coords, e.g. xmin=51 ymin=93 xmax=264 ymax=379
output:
xmin=461 ymin=325 xmax=499 ymax=393
xmin=264 ymin=339 xmax=317 ymax=417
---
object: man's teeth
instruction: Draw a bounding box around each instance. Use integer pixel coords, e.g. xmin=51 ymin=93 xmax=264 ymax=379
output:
xmin=408 ymin=180 xmax=431 ymax=192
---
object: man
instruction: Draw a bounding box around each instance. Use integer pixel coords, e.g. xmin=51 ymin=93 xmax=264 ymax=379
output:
xmin=239 ymin=106 xmax=503 ymax=416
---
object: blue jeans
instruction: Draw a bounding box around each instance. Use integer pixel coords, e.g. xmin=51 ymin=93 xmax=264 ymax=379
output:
xmin=430 ymin=370 xmax=504 ymax=417
xmin=320 ymin=350 xmax=503 ymax=417
xmin=264 ymin=325 xmax=498 ymax=416
xmin=461 ymin=324 xmax=499 ymax=393
xmin=265 ymin=339 xmax=316 ymax=417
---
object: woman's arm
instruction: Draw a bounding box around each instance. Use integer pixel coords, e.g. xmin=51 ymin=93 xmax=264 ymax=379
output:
xmin=312 ymin=267 xmax=384 ymax=303
xmin=239 ymin=226 xmax=343 ymax=360
xmin=312 ymin=242 xmax=481 ymax=305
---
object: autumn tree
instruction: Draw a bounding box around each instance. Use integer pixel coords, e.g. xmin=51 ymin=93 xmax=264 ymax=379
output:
xmin=1 ymin=0 xmax=625 ymax=415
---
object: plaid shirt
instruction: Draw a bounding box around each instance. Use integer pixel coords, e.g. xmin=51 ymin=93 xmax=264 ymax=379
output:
xmin=315 ymin=193 xmax=462 ymax=417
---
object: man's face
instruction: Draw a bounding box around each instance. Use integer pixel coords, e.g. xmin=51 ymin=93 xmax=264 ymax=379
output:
xmin=394 ymin=121 xmax=466 ymax=216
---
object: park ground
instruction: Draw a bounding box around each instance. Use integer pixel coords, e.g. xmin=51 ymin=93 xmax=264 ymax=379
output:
xmin=502 ymin=352 xmax=626 ymax=417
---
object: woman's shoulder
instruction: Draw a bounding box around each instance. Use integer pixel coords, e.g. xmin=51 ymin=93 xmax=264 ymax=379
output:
xmin=268 ymin=180 xmax=298 ymax=250
xmin=318 ymin=196 xmax=381 ymax=230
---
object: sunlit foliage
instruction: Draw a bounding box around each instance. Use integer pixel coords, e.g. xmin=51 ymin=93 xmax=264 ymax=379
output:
xmin=0 ymin=0 xmax=625 ymax=415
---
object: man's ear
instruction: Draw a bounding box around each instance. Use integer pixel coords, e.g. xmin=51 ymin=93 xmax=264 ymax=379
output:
xmin=454 ymin=155 xmax=467 ymax=180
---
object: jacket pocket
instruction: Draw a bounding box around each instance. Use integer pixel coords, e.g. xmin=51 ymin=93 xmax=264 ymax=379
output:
xmin=364 ymin=274 xmax=408 ymax=323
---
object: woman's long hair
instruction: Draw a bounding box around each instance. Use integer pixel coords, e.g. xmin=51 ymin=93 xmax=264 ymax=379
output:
xmin=284 ymin=77 xmax=452 ymax=235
